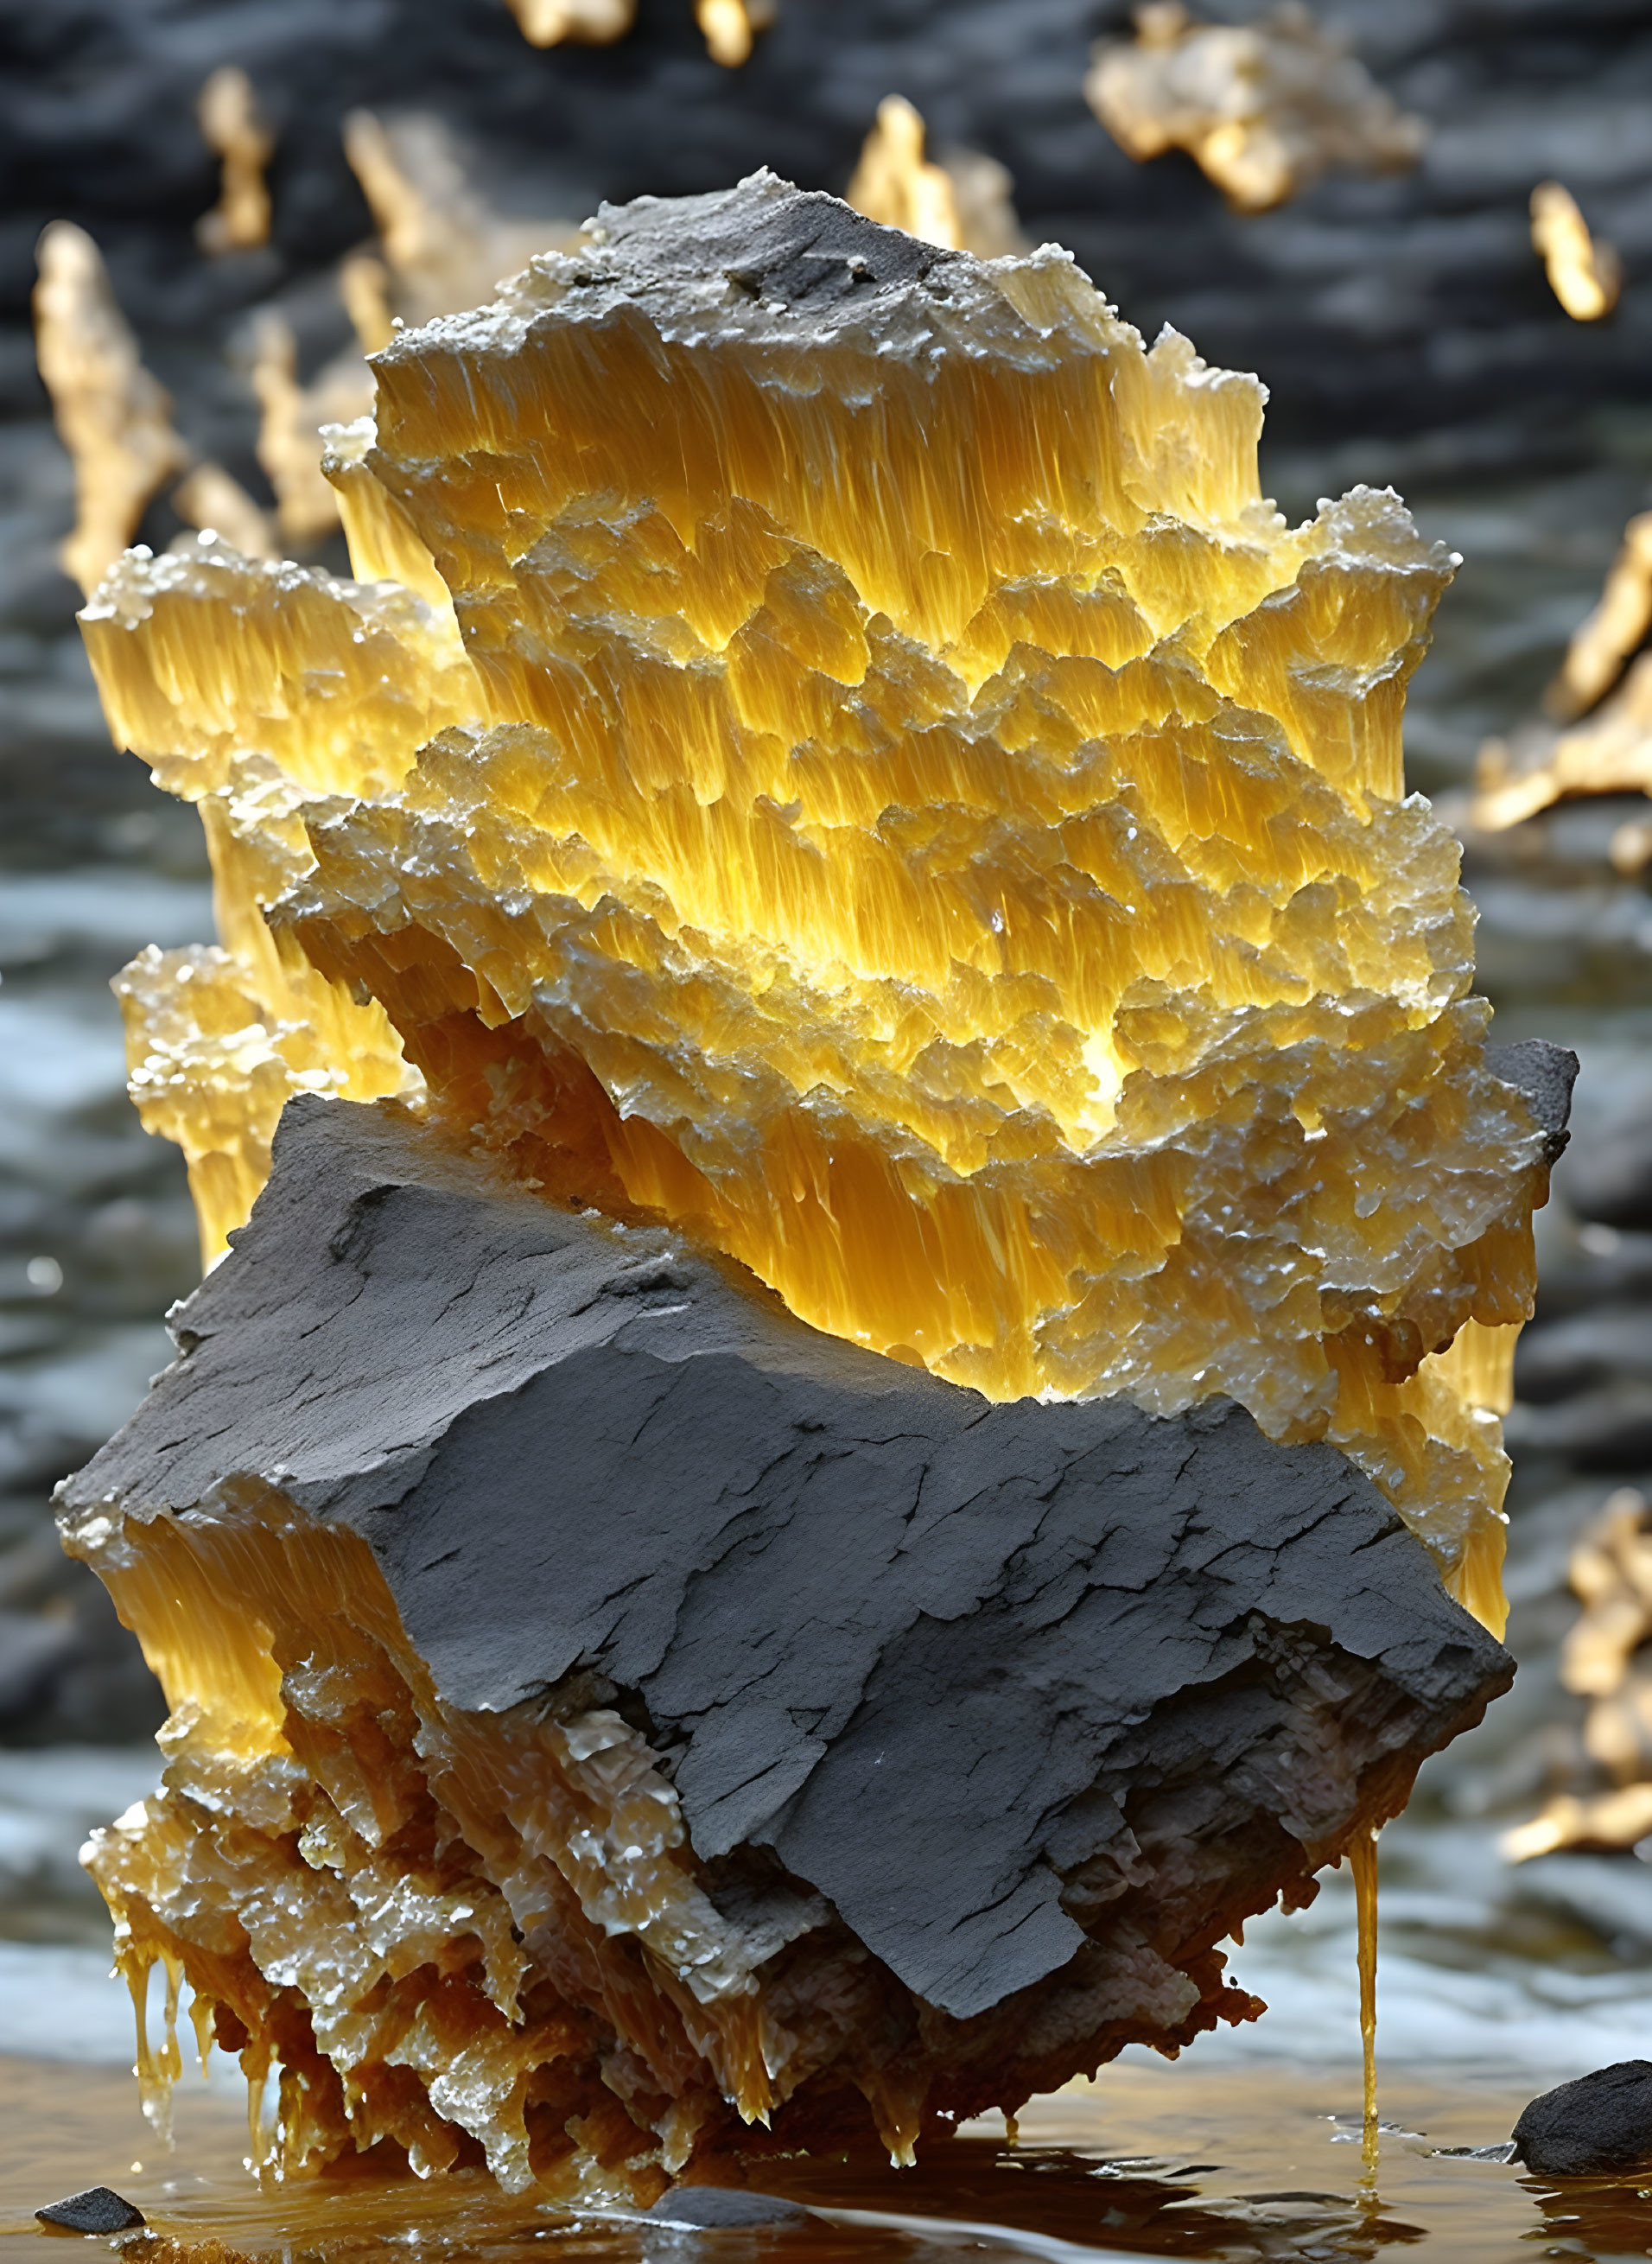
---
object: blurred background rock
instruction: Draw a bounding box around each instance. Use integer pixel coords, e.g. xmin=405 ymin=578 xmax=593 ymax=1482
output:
xmin=6 ymin=0 xmax=1652 ymax=2052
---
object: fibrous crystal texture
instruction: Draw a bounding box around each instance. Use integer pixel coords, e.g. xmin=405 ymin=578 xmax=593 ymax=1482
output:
xmin=83 ymin=173 xmax=1556 ymax=1631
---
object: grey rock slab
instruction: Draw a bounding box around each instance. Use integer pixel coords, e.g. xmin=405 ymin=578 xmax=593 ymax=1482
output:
xmin=62 ymin=1095 xmax=1514 ymax=2023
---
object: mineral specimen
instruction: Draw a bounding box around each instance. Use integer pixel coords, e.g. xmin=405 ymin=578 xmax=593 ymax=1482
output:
xmin=60 ymin=1095 xmax=1513 ymax=2189
xmin=83 ymin=174 xmax=1560 ymax=1631
xmin=1086 ymin=2 xmax=1423 ymax=213
xmin=1531 ymin=181 xmax=1621 ymax=327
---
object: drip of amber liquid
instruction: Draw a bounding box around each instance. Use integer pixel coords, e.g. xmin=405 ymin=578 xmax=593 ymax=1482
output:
xmin=1350 ymin=1828 xmax=1379 ymax=2183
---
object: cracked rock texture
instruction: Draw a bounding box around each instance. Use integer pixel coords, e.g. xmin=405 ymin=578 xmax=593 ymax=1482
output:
xmin=56 ymin=1097 xmax=1511 ymax=2173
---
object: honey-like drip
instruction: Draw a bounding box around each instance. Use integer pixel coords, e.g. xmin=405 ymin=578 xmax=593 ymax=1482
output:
xmin=1349 ymin=1828 xmax=1378 ymax=2174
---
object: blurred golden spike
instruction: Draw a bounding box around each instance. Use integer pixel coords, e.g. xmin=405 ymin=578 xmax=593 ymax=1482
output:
xmin=503 ymin=0 xmax=635 ymax=41
xmin=1531 ymin=181 xmax=1621 ymax=324
xmin=340 ymin=250 xmax=394 ymax=355
xmin=171 ymin=461 xmax=276 ymax=560
xmin=248 ymin=311 xmax=369 ymax=546
xmin=1087 ymin=0 xmax=1424 ymax=213
xmin=342 ymin=110 xmax=580 ymax=325
xmin=1547 ymin=510 xmax=1652 ymax=722
xmin=847 ymin=96 xmax=966 ymax=250
xmin=695 ymin=0 xmax=775 ymax=68
xmin=196 ymin=66 xmax=276 ymax=256
xmin=1473 ymin=652 xmax=1652 ymax=831
xmin=1505 ymin=1490 xmax=1652 ymax=1862
xmin=32 ymin=221 xmax=189 ymax=596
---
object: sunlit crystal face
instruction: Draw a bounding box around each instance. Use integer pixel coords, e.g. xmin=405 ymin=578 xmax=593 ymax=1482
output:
xmin=82 ymin=176 xmax=1552 ymax=1629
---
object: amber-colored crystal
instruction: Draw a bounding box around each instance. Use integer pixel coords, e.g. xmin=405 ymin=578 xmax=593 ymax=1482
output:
xmin=83 ymin=178 xmax=1553 ymax=1644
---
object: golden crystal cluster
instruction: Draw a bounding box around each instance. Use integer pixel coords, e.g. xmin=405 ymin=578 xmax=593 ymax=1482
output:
xmin=81 ymin=1498 xmax=811 ymax=2193
xmin=81 ymin=174 xmax=1554 ymax=1634
xmin=67 ymin=167 xmax=1560 ymax=2201
xmin=79 ymin=176 xmax=1547 ymax=1630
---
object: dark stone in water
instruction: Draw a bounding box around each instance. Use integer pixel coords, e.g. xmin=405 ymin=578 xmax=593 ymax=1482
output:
xmin=645 ymin=2191 xmax=812 ymax=2229
xmin=1513 ymin=2061 xmax=1652 ymax=2177
xmin=35 ymin=2188 xmax=146 ymax=2234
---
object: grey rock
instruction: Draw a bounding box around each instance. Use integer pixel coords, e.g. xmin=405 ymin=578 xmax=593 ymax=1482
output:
xmin=63 ymin=1095 xmax=1514 ymax=2031
xmin=1489 ymin=1040 xmax=1579 ymax=1167
xmin=644 ymin=2191 xmax=812 ymax=2228
xmin=1513 ymin=2060 xmax=1652 ymax=2178
xmin=35 ymin=2187 xmax=144 ymax=2234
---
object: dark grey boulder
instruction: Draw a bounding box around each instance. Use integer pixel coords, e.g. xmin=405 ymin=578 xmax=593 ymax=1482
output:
xmin=644 ymin=2191 xmax=812 ymax=2228
xmin=62 ymin=1094 xmax=1513 ymax=2043
xmin=1513 ymin=2061 xmax=1652 ymax=2178
xmin=35 ymin=2188 xmax=145 ymax=2235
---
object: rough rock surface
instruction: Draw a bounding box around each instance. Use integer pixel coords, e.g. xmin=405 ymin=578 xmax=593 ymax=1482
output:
xmin=645 ymin=2191 xmax=812 ymax=2226
xmin=65 ymin=1094 xmax=1513 ymax=2047
xmin=1513 ymin=2059 xmax=1652 ymax=2177
xmin=35 ymin=2188 xmax=144 ymax=2234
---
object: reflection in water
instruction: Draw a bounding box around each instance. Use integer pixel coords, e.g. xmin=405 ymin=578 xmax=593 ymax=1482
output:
xmin=0 ymin=2056 xmax=1604 ymax=2264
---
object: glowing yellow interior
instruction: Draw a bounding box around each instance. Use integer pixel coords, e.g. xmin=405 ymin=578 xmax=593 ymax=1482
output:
xmin=67 ymin=1489 xmax=810 ymax=2200
xmin=80 ymin=186 xmax=1556 ymax=1641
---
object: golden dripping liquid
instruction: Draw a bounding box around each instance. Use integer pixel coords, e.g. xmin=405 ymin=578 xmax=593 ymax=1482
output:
xmin=1350 ymin=1827 xmax=1379 ymax=2182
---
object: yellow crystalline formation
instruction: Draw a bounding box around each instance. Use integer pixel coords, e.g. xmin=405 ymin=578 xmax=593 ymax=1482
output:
xmin=79 ymin=1501 xmax=802 ymax=2194
xmin=84 ymin=174 xmax=1555 ymax=1630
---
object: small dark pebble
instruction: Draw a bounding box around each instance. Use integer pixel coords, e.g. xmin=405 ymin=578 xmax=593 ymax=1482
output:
xmin=1513 ymin=2061 xmax=1652 ymax=2177
xmin=35 ymin=2189 xmax=147 ymax=2235
xmin=644 ymin=2191 xmax=811 ymax=2229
